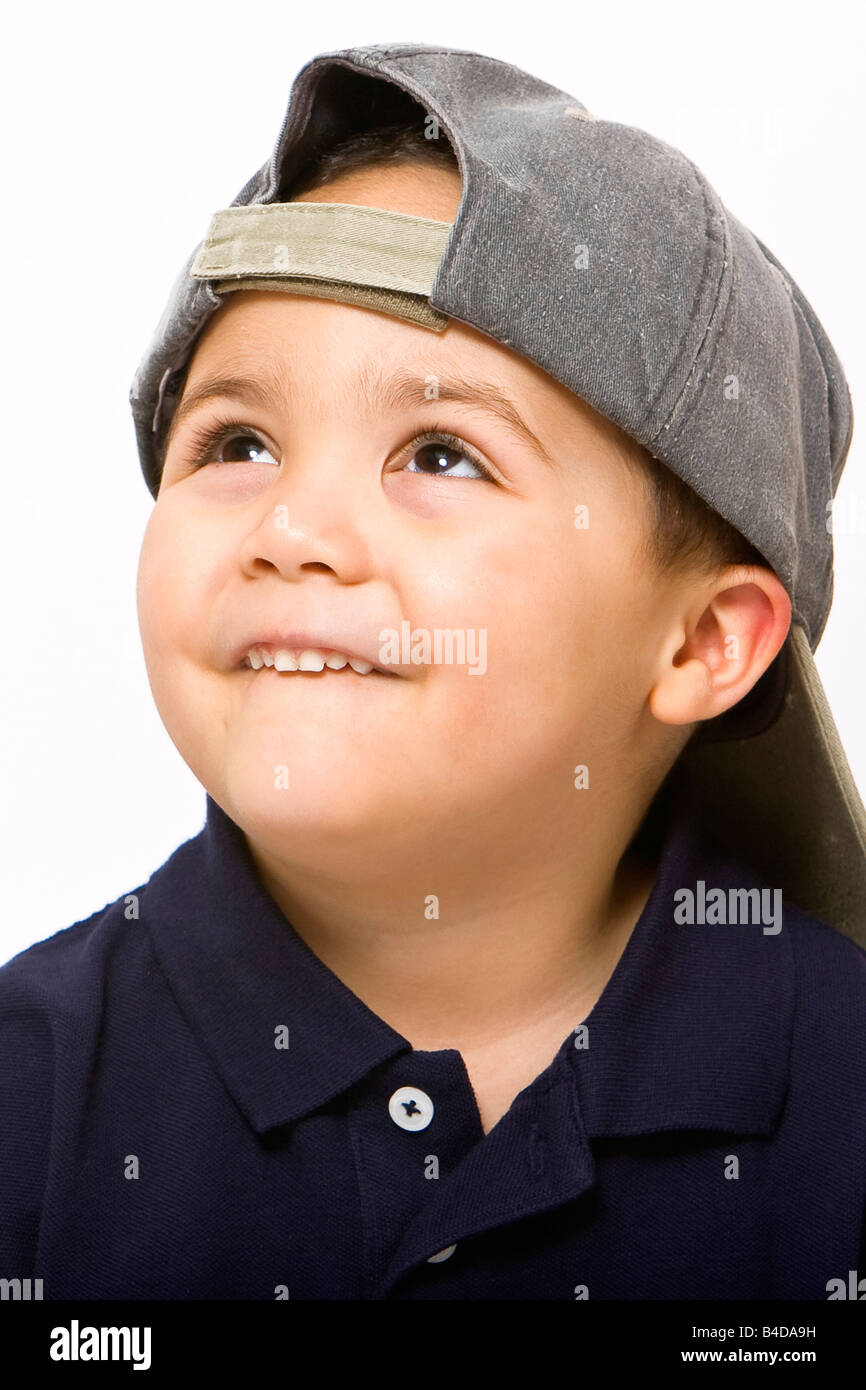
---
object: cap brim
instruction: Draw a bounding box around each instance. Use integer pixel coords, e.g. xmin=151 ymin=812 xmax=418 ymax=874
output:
xmin=680 ymin=623 xmax=866 ymax=947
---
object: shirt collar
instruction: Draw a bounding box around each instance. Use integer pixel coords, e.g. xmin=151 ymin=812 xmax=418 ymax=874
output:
xmin=145 ymin=763 xmax=793 ymax=1138
xmin=570 ymin=761 xmax=794 ymax=1138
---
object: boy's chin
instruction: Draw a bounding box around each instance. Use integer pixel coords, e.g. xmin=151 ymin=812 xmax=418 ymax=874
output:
xmin=221 ymin=770 xmax=394 ymax=843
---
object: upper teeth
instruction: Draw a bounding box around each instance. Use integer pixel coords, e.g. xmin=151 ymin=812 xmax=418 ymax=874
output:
xmin=245 ymin=646 xmax=376 ymax=674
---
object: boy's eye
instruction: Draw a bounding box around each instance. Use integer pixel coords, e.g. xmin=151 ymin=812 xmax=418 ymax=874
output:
xmin=403 ymin=435 xmax=494 ymax=481
xmin=187 ymin=426 xmax=280 ymax=468
xmin=179 ymin=419 xmax=496 ymax=483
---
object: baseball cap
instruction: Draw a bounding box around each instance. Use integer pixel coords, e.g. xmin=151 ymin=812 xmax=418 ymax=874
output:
xmin=129 ymin=42 xmax=866 ymax=946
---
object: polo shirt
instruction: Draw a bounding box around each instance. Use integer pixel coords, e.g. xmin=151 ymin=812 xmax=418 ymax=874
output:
xmin=1 ymin=763 xmax=864 ymax=1301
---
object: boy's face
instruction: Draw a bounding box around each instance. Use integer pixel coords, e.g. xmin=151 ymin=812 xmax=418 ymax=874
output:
xmin=136 ymin=160 xmax=685 ymax=864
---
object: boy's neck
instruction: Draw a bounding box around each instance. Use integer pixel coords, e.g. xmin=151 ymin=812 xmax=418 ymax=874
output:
xmin=245 ymin=800 xmax=664 ymax=1055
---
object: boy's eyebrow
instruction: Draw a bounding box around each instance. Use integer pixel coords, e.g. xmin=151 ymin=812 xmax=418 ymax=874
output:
xmin=164 ymin=365 xmax=559 ymax=471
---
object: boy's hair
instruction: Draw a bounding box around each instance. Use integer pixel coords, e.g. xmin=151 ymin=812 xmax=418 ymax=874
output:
xmin=286 ymin=119 xmax=768 ymax=584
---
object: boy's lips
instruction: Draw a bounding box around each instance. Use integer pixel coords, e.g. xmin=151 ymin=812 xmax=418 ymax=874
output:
xmin=229 ymin=629 xmax=404 ymax=677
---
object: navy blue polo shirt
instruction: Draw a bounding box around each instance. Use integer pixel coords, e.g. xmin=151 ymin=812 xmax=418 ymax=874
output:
xmin=1 ymin=764 xmax=864 ymax=1300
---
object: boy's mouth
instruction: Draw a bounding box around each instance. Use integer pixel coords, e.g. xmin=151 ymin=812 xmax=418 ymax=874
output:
xmin=231 ymin=630 xmax=401 ymax=677
xmin=240 ymin=644 xmax=396 ymax=677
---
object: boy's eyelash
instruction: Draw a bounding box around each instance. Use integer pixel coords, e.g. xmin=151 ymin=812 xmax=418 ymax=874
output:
xmin=178 ymin=414 xmax=497 ymax=482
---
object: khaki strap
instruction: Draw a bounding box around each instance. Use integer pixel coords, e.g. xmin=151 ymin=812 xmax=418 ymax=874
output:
xmin=190 ymin=202 xmax=453 ymax=331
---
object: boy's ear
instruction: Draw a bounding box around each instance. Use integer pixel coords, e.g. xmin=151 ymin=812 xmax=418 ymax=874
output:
xmin=648 ymin=565 xmax=792 ymax=727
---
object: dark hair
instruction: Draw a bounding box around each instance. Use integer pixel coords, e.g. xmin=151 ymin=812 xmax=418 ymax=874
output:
xmin=164 ymin=117 xmax=767 ymax=582
xmin=287 ymin=119 xmax=459 ymax=196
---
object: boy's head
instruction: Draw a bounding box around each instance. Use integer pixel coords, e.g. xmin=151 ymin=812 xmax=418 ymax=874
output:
xmin=136 ymin=125 xmax=790 ymax=866
xmin=130 ymin=43 xmax=864 ymax=937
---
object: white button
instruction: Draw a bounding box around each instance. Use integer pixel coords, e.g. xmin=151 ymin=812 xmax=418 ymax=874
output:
xmin=388 ymin=1086 xmax=434 ymax=1131
xmin=427 ymin=1244 xmax=457 ymax=1263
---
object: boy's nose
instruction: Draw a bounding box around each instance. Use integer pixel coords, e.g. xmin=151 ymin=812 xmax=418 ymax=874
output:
xmin=233 ymin=457 xmax=380 ymax=589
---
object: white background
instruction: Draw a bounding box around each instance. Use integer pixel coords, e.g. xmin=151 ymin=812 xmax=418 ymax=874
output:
xmin=1 ymin=0 xmax=863 ymax=963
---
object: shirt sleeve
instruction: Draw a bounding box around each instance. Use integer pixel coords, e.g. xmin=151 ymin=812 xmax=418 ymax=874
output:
xmin=0 ymin=972 xmax=54 ymax=1278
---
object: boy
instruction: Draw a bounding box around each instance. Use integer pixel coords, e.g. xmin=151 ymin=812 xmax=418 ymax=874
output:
xmin=1 ymin=42 xmax=864 ymax=1301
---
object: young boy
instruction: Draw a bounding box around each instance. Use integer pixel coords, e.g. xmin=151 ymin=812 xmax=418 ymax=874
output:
xmin=1 ymin=42 xmax=864 ymax=1301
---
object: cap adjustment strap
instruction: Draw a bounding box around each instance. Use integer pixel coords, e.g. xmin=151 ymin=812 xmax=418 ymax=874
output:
xmin=189 ymin=202 xmax=453 ymax=331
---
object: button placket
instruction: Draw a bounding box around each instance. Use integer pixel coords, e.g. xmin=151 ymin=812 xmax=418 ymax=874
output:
xmin=387 ymin=1086 xmax=460 ymax=1264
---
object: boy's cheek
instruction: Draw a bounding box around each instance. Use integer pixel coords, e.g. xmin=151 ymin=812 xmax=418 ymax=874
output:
xmin=136 ymin=516 xmax=163 ymax=648
xmin=136 ymin=513 xmax=201 ymax=667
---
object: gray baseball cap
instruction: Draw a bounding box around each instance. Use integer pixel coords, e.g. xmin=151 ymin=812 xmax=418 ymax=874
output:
xmin=129 ymin=41 xmax=866 ymax=945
